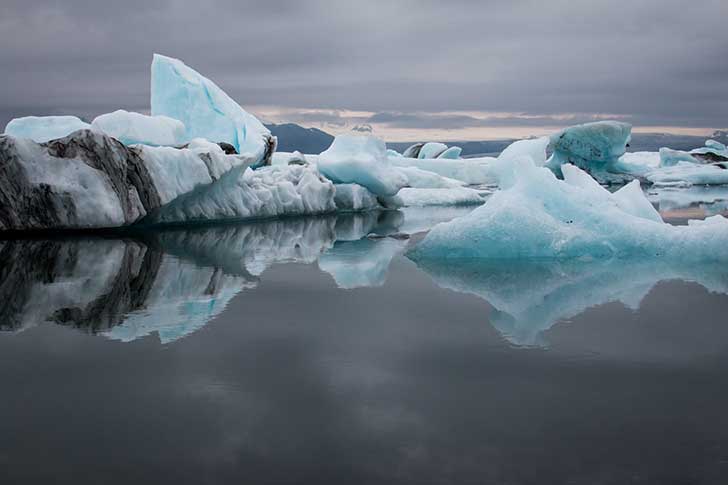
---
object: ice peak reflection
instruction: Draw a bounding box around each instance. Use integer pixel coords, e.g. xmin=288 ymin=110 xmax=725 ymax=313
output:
xmin=0 ymin=210 xmax=427 ymax=343
xmin=410 ymin=257 xmax=728 ymax=347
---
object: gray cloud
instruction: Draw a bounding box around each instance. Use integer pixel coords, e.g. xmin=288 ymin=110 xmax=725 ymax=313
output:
xmin=1 ymin=0 xmax=726 ymax=131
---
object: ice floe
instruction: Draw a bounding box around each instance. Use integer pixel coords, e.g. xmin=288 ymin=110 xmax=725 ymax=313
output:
xmin=410 ymin=158 xmax=728 ymax=261
xmin=91 ymin=109 xmax=186 ymax=147
xmin=4 ymin=115 xmax=91 ymax=143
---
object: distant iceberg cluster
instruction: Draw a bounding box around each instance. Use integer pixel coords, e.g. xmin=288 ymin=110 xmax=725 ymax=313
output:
xmin=2 ymin=54 xmax=728 ymax=266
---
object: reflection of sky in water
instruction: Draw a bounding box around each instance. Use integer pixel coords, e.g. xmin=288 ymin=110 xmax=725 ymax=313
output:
xmin=2 ymin=205 xmax=728 ymax=484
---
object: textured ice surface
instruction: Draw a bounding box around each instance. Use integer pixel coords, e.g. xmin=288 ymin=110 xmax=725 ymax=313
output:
xmin=648 ymin=185 xmax=728 ymax=215
xmin=705 ymin=139 xmax=727 ymax=151
xmin=411 ymin=159 xmax=728 ymax=261
xmin=397 ymin=166 xmax=465 ymax=189
xmin=151 ymin=54 xmax=271 ymax=161
xmin=390 ymin=155 xmax=497 ymax=185
xmin=659 ymin=147 xmax=699 ymax=167
xmin=548 ymin=121 xmax=632 ymax=166
xmin=91 ymin=110 xmax=186 ymax=146
xmin=498 ymin=136 xmax=549 ymax=165
xmin=4 ymin=116 xmax=91 ymax=142
xmin=413 ymin=257 xmax=728 ymax=346
xmin=317 ymin=134 xmax=407 ymax=196
xmin=398 ymin=187 xmax=486 ymax=207
xmin=147 ymin=164 xmax=337 ymax=224
xmin=647 ymin=163 xmax=728 ymax=187
xmin=418 ymin=142 xmax=448 ymax=159
xmin=333 ymin=183 xmax=382 ymax=211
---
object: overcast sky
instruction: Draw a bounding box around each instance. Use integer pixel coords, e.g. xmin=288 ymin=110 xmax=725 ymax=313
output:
xmin=1 ymin=0 xmax=726 ymax=140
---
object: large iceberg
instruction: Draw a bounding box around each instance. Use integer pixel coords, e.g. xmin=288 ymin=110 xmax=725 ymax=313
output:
xmin=547 ymin=121 xmax=632 ymax=168
xmin=0 ymin=130 xmax=256 ymax=230
xmin=410 ymin=158 xmax=728 ymax=261
xmin=151 ymin=54 xmax=274 ymax=164
xmin=317 ymin=134 xmax=408 ymax=197
xmin=91 ymin=110 xmax=186 ymax=147
xmin=4 ymin=115 xmax=91 ymax=143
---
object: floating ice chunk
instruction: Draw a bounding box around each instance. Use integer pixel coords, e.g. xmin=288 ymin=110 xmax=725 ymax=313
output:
xmin=647 ymin=186 xmax=728 ymax=216
xmin=390 ymin=155 xmax=497 ymax=185
xmin=386 ymin=149 xmax=403 ymax=157
xmin=437 ymin=146 xmax=462 ymax=159
xmin=397 ymin=166 xmax=465 ymax=188
xmin=398 ymin=187 xmax=486 ymax=207
xmin=318 ymin=238 xmax=407 ymax=289
xmin=410 ymin=159 xmax=728 ymax=261
xmin=646 ymin=163 xmax=728 ymax=187
xmin=151 ymin=53 xmax=272 ymax=162
xmin=146 ymin=164 xmax=337 ymax=224
xmin=333 ymin=183 xmax=382 ymax=211
xmin=691 ymin=139 xmax=728 ymax=161
xmin=498 ymin=136 xmax=549 ymax=165
xmin=4 ymin=116 xmax=91 ymax=143
xmin=91 ymin=110 xmax=186 ymax=146
xmin=317 ymin=134 xmax=407 ymax=197
xmin=402 ymin=143 xmax=424 ymax=158
xmin=418 ymin=142 xmax=448 ymax=159
xmin=561 ymin=164 xmax=662 ymax=222
xmin=659 ymin=147 xmax=699 ymax=167
xmin=612 ymin=180 xmax=663 ymax=223
xmin=546 ymin=121 xmax=632 ymax=177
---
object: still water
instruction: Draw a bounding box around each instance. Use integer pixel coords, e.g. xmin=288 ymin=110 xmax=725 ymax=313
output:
xmin=2 ymin=205 xmax=728 ymax=484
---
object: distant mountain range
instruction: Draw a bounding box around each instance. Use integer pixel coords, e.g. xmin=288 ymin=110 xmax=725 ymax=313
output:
xmin=266 ymin=123 xmax=725 ymax=157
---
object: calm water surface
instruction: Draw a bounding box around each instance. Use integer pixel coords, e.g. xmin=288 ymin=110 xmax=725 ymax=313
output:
xmin=1 ymin=205 xmax=728 ymax=484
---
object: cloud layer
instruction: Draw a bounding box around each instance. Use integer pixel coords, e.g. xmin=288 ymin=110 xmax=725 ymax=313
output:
xmin=1 ymin=0 xmax=726 ymax=138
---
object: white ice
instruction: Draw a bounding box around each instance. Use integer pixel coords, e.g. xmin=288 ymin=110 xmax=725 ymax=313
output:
xmin=151 ymin=53 xmax=271 ymax=161
xmin=317 ymin=134 xmax=408 ymax=197
xmin=659 ymin=147 xmax=699 ymax=167
xmin=91 ymin=109 xmax=186 ymax=147
xmin=4 ymin=115 xmax=91 ymax=143
xmin=148 ymin=164 xmax=337 ymax=224
xmin=397 ymin=187 xmax=486 ymax=207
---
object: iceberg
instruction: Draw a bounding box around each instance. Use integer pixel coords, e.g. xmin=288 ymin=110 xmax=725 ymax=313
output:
xmin=544 ymin=121 xmax=633 ymax=183
xmin=497 ymin=136 xmax=550 ymax=165
xmin=547 ymin=121 xmax=632 ymax=167
xmin=418 ymin=142 xmax=448 ymax=159
xmin=333 ymin=183 xmax=382 ymax=211
xmin=146 ymin=163 xmax=337 ymax=225
xmin=390 ymin=155 xmax=497 ymax=185
xmin=645 ymin=162 xmax=728 ymax=187
xmin=91 ymin=109 xmax=186 ymax=147
xmin=691 ymin=139 xmax=728 ymax=161
xmin=0 ymin=130 xmax=258 ymax=230
xmin=4 ymin=115 xmax=91 ymax=143
xmin=437 ymin=146 xmax=462 ymax=159
xmin=410 ymin=158 xmax=728 ymax=261
xmin=397 ymin=187 xmax=486 ymax=207
xmin=317 ymin=134 xmax=408 ymax=197
xmin=396 ymin=166 xmax=465 ymax=189
xmin=150 ymin=53 xmax=274 ymax=164
xmin=659 ymin=147 xmax=699 ymax=167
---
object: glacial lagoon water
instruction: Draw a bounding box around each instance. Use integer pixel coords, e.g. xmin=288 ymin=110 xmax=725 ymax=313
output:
xmin=2 ymin=202 xmax=728 ymax=484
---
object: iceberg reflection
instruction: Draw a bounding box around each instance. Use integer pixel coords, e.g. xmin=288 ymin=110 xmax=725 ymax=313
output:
xmin=410 ymin=257 xmax=728 ymax=346
xmin=0 ymin=210 xmax=429 ymax=343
